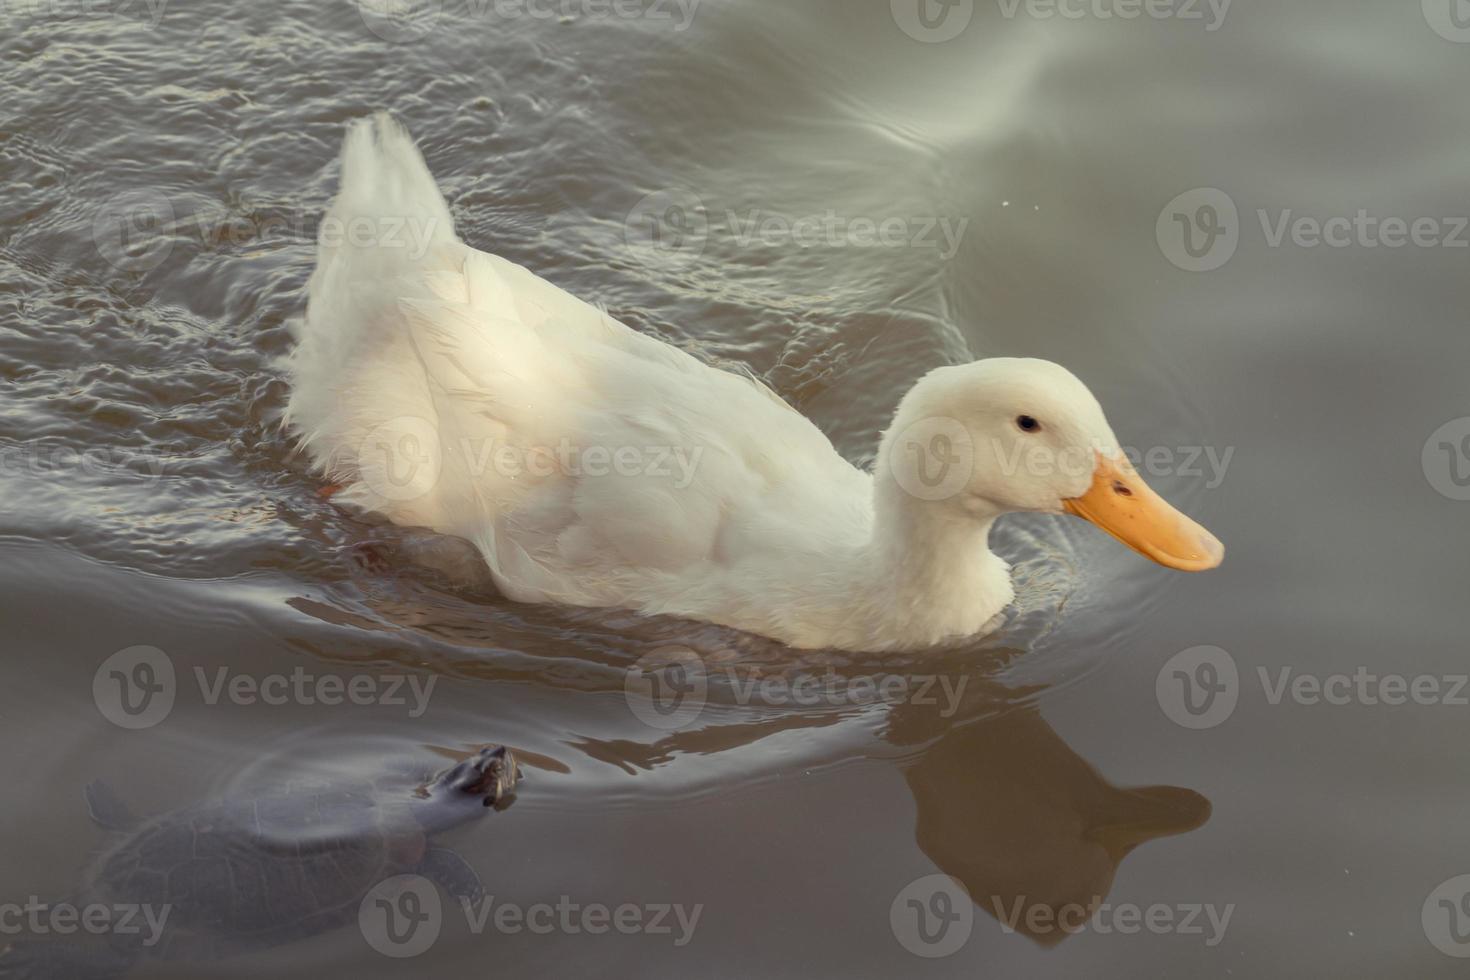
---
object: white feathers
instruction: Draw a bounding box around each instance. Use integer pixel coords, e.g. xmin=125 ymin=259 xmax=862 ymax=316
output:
xmin=284 ymin=115 xmax=1107 ymax=651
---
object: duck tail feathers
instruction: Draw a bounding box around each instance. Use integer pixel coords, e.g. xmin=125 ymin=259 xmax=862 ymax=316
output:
xmin=325 ymin=112 xmax=458 ymax=264
xmin=286 ymin=114 xmax=459 ymax=444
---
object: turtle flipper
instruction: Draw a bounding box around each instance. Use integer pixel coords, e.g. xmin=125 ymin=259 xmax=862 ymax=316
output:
xmin=0 ymin=938 xmax=136 ymax=980
xmin=84 ymin=781 xmax=137 ymax=831
xmin=417 ymin=848 xmax=484 ymax=905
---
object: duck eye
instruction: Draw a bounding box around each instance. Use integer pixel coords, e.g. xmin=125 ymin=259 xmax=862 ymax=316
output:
xmin=1016 ymin=415 xmax=1041 ymax=433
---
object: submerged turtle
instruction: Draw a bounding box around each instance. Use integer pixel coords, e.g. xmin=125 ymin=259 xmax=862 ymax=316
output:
xmin=0 ymin=745 xmax=520 ymax=978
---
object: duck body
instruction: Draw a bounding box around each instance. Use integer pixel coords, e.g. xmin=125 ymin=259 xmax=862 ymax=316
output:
xmin=287 ymin=116 xmax=1220 ymax=652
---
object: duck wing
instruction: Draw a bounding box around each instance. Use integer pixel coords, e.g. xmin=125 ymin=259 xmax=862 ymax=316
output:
xmin=287 ymin=115 xmax=870 ymax=609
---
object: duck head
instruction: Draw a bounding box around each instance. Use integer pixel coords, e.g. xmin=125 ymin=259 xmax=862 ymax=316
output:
xmin=879 ymin=358 xmax=1224 ymax=572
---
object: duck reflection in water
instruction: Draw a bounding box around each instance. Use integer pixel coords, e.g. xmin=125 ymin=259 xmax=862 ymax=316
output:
xmin=887 ymin=676 xmax=1209 ymax=946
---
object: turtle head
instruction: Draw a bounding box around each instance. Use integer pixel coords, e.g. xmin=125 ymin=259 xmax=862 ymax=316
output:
xmin=434 ymin=745 xmax=521 ymax=811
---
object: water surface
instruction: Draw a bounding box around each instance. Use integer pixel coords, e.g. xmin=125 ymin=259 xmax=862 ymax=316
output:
xmin=2 ymin=0 xmax=1469 ymax=975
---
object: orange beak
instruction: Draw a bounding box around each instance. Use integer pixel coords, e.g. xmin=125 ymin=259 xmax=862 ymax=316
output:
xmin=1062 ymin=452 xmax=1224 ymax=572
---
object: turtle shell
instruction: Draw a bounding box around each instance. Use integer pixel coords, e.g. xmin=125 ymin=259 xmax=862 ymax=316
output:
xmin=79 ymin=778 xmax=428 ymax=961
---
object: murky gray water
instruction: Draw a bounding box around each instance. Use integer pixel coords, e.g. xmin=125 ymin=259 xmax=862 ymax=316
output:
xmin=2 ymin=0 xmax=1469 ymax=976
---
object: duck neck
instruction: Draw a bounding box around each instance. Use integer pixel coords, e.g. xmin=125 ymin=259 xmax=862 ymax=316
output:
xmin=855 ymin=477 xmax=1014 ymax=648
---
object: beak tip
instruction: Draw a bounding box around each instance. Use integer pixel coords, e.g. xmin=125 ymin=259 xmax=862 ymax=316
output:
xmin=1186 ymin=531 xmax=1225 ymax=571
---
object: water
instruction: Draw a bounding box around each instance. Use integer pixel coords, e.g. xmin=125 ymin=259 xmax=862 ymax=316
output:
xmin=2 ymin=0 xmax=1468 ymax=975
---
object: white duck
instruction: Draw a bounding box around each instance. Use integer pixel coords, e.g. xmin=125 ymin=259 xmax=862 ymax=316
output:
xmin=286 ymin=115 xmax=1222 ymax=652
